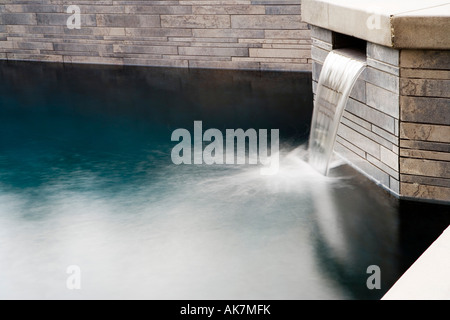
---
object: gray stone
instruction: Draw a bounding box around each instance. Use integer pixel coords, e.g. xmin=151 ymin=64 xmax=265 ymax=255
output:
xmin=366 ymin=83 xmax=399 ymax=118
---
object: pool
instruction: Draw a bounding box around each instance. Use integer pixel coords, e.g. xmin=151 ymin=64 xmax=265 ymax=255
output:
xmin=0 ymin=61 xmax=448 ymax=300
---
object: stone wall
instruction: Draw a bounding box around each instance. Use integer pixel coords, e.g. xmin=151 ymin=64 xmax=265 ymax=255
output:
xmin=399 ymin=50 xmax=450 ymax=202
xmin=0 ymin=0 xmax=311 ymax=71
xmin=311 ymin=25 xmax=450 ymax=203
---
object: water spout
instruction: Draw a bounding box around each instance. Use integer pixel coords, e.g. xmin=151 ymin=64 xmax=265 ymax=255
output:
xmin=308 ymin=49 xmax=366 ymax=175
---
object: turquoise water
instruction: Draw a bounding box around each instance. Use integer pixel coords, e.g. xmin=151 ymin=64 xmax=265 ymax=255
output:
xmin=0 ymin=61 xmax=448 ymax=300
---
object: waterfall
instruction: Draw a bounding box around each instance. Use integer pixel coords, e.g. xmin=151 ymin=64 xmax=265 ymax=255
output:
xmin=308 ymin=49 xmax=366 ymax=175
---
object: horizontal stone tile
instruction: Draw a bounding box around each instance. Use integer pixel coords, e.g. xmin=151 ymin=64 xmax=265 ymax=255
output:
xmin=380 ymin=146 xmax=399 ymax=170
xmin=0 ymin=41 xmax=14 ymax=49
xmin=346 ymin=98 xmax=396 ymax=134
xmin=364 ymin=67 xmax=399 ymax=93
xmin=310 ymin=25 xmax=332 ymax=44
xmin=335 ymin=136 xmax=366 ymax=158
xmin=250 ymin=0 xmax=301 ymax=4
xmin=125 ymin=5 xmax=192 ymax=14
xmin=162 ymin=15 xmax=230 ymax=28
xmin=400 ymin=96 xmax=450 ymax=125
xmin=125 ymin=28 xmax=192 ymax=37
xmin=310 ymin=45 xmax=329 ymax=64
xmin=0 ymin=13 xmax=37 ymax=25
xmin=123 ymin=57 xmax=188 ymax=68
xmin=231 ymin=15 xmax=303 ymax=29
xmin=14 ymin=41 xmax=53 ymax=50
xmin=97 ymin=14 xmax=160 ymax=27
xmin=266 ymin=5 xmax=301 ymax=15
xmin=169 ymin=37 xmax=237 ymax=43
xmin=179 ymin=46 xmax=248 ymax=57
xmin=114 ymin=45 xmax=178 ymax=55
xmin=232 ymin=56 xmax=307 ymax=64
xmin=366 ymin=83 xmax=399 ymax=118
xmin=401 ymin=182 xmax=450 ymax=202
xmin=390 ymin=177 xmax=400 ymax=194
xmin=349 ymin=78 xmax=365 ymax=103
xmin=401 ymin=174 xmax=450 ymax=188
xmin=78 ymin=5 xmax=125 ymax=14
xmin=400 ymin=78 xmax=450 ymax=98
xmin=189 ymin=60 xmax=260 ymax=70
xmin=400 ymin=158 xmax=450 ymax=179
xmin=192 ymin=28 xmax=264 ymax=39
xmin=262 ymin=43 xmax=310 ymax=49
xmin=400 ymin=139 xmax=450 ymax=153
xmin=401 ymin=68 xmax=450 ymax=80
xmin=192 ymin=5 xmax=265 ymax=14
xmin=54 ymin=43 xmax=113 ymax=53
xmin=400 ymin=122 xmax=450 ymax=143
xmin=64 ymin=55 xmax=123 ymax=65
xmin=240 ymin=38 xmax=307 ymax=44
xmin=400 ymin=50 xmax=450 ymax=70
xmin=367 ymin=154 xmax=399 ymax=179
xmin=260 ymin=62 xmax=311 ymax=72
xmin=367 ymin=42 xmax=399 ymax=66
xmin=164 ymin=54 xmax=230 ymax=61
xmin=265 ymin=29 xmax=310 ymax=39
xmin=44 ymin=50 xmax=99 ymax=57
xmin=342 ymin=110 xmax=371 ymax=130
xmin=249 ymin=48 xmax=310 ymax=59
xmin=337 ymin=123 xmax=380 ymax=158
xmin=340 ymin=116 xmax=396 ymax=150
xmin=367 ymin=58 xmax=400 ymax=76
xmin=371 ymin=125 xmax=399 ymax=146
xmin=400 ymin=149 xmax=450 ymax=162
xmin=400 ymin=123 xmax=450 ymax=143
xmin=6 ymin=52 xmax=63 ymax=62
xmin=191 ymin=42 xmax=261 ymax=48
xmin=3 ymin=4 xmax=62 ymax=13
xmin=311 ymin=37 xmax=332 ymax=52
xmin=37 ymin=13 xmax=97 ymax=26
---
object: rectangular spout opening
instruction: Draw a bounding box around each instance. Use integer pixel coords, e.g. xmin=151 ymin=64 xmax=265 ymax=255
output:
xmin=332 ymin=32 xmax=366 ymax=54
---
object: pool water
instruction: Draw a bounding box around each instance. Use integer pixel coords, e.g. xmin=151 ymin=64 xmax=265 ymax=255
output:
xmin=0 ymin=61 xmax=448 ymax=300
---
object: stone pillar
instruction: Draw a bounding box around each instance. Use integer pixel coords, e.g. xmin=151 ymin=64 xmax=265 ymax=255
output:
xmin=304 ymin=0 xmax=450 ymax=203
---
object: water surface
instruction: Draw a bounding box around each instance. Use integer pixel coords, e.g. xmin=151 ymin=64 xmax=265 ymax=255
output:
xmin=0 ymin=61 xmax=448 ymax=300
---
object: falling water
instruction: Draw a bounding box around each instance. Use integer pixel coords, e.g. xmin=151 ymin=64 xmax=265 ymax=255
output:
xmin=309 ymin=49 xmax=366 ymax=175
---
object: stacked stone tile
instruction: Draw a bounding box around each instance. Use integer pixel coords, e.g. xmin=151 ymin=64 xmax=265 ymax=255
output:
xmin=399 ymin=50 xmax=450 ymax=202
xmin=311 ymin=25 xmax=450 ymax=203
xmin=0 ymin=0 xmax=311 ymax=71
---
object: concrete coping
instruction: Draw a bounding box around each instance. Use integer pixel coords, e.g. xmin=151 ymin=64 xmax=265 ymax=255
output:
xmin=302 ymin=0 xmax=450 ymax=49
xmin=382 ymin=226 xmax=450 ymax=300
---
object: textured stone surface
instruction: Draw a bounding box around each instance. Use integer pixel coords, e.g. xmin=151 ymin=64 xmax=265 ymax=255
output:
xmin=0 ymin=1 xmax=308 ymax=71
xmin=399 ymin=46 xmax=450 ymax=202
xmin=311 ymin=24 xmax=449 ymax=202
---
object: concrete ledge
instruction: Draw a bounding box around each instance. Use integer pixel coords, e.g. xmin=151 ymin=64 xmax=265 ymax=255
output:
xmin=302 ymin=0 xmax=450 ymax=49
xmin=383 ymin=226 xmax=450 ymax=300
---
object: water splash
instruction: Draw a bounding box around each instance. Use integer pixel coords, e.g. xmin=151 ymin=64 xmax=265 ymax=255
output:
xmin=309 ymin=49 xmax=366 ymax=175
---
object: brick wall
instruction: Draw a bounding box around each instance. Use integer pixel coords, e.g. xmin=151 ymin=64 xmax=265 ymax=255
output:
xmin=0 ymin=0 xmax=311 ymax=71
